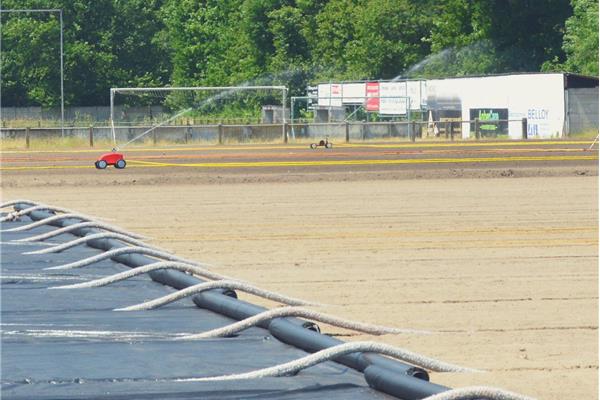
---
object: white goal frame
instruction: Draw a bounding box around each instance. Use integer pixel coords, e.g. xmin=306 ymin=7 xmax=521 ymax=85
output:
xmin=109 ymin=86 xmax=288 ymax=146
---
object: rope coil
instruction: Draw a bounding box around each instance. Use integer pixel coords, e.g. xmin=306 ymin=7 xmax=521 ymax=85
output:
xmin=115 ymin=280 xmax=317 ymax=311
xmin=0 ymin=199 xmax=39 ymax=209
xmin=422 ymin=386 xmax=536 ymax=400
xmin=175 ymin=341 xmax=478 ymax=382
xmin=44 ymin=246 xmax=206 ymax=270
xmin=180 ymin=306 xmax=430 ymax=339
xmin=0 ymin=204 xmax=99 ymax=223
xmin=1 ymin=213 xmax=93 ymax=232
xmin=24 ymin=232 xmax=152 ymax=255
xmin=49 ymin=261 xmax=230 ymax=289
xmin=16 ymin=222 xmax=147 ymax=242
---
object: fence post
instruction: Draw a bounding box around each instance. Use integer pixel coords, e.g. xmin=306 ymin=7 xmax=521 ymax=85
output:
xmin=345 ymin=121 xmax=350 ymax=143
xmin=474 ymin=118 xmax=480 ymax=140
xmin=218 ymin=123 xmax=224 ymax=145
xmin=522 ymin=118 xmax=528 ymax=140
xmin=450 ymin=122 xmax=454 ymax=141
xmin=25 ymin=127 xmax=30 ymax=149
xmin=361 ymin=121 xmax=366 ymax=141
xmin=412 ymin=121 xmax=417 ymax=140
xmin=186 ymin=123 xmax=191 ymax=144
xmin=283 ymin=123 xmax=288 ymax=144
xmin=444 ymin=122 xmax=449 ymax=139
xmin=89 ymin=126 xmax=94 ymax=147
xmin=153 ymin=129 xmax=157 ymax=146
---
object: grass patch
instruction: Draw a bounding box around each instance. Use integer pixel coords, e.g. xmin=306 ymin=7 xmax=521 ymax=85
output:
xmin=568 ymin=130 xmax=599 ymax=139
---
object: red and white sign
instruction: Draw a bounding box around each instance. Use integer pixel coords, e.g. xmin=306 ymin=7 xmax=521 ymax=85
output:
xmin=317 ymin=83 xmax=342 ymax=107
xmin=365 ymin=82 xmax=380 ymax=111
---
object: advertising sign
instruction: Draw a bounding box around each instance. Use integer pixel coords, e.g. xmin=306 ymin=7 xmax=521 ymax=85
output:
xmin=365 ymin=82 xmax=380 ymax=111
xmin=317 ymin=83 xmax=342 ymax=107
xmin=526 ymin=108 xmax=550 ymax=137
xmin=469 ymin=108 xmax=509 ymax=136
xmin=379 ymin=82 xmax=407 ymax=115
xmin=406 ymin=81 xmax=422 ymax=110
xmin=342 ymin=83 xmax=365 ymax=104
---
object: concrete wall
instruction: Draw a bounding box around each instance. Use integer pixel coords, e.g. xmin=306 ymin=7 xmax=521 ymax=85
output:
xmin=1 ymin=106 xmax=167 ymax=125
xmin=0 ymin=122 xmax=423 ymax=144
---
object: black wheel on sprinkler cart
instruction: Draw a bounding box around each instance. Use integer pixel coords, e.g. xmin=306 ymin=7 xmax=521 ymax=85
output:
xmin=95 ymin=160 xmax=108 ymax=169
xmin=325 ymin=142 xmax=333 ymax=149
xmin=310 ymin=143 xmax=317 ymax=149
xmin=115 ymin=159 xmax=127 ymax=169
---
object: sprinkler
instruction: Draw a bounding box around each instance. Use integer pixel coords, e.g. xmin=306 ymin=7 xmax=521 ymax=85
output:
xmin=310 ymin=136 xmax=333 ymax=149
xmin=95 ymin=149 xmax=126 ymax=169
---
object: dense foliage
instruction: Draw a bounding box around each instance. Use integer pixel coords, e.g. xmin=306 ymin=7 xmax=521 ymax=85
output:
xmin=0 ymin=0 xmax=597 ymax=106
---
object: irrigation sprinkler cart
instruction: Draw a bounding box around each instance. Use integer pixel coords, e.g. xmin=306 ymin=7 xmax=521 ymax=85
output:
xmin=310 ymin=137 xmax=333 ymax=149
xmin=95 ymin=151 xmax=126 ymax=169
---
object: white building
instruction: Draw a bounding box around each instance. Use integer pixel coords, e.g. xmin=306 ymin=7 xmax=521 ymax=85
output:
xmin=314 ymin=73 xmax=599 ymax=138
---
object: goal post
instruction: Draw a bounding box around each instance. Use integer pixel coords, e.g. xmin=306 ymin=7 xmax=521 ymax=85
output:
xmin=109 ymin=85 xmax=288 ymax=147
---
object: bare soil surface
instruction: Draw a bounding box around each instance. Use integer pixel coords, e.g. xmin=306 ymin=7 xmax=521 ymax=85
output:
xmin=1 ymin=148 xmax=598 ymax=399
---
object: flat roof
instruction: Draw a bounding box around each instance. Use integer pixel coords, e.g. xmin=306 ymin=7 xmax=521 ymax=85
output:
xmin=313 ymin=72 xmax=599 ymax=86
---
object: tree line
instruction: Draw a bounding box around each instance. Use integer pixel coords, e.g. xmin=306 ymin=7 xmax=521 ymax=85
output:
xmin=0 ymin=0 xmax=597 ymax=107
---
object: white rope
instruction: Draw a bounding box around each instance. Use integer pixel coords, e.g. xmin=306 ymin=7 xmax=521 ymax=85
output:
xmin=423 ymin=386 xmax=536 ymax=400
xmin=115 ymin=280 xmax=316 ymax=311
xmin=0 ymin=204 xmax=93 ymax=223
xmin=1 ymin=204 xmax=53 ymax=222
xmin=0 ymin=199 xmax=40 ymax=209
xmin=176 ymin=341 xmax=478 ymax=383
xmin=44 ymin=246 xmax=205 ymax=271
xmin=15 ymin=222 xmax=147 ymax=242
xmin=24 ymin=232 xmax=151 ymax=255
xmin=49 ymin=261 xmax=229 ymax=289
xmin=181 ymin=306 xmax=430 ymax=339
xmin=588 ymin=134 xmax=599 ymax=150
xmin=1 ymin=213 xmax=93 ymax=232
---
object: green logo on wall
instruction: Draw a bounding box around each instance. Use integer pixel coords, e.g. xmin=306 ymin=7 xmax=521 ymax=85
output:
xmin=469 ymin=108 xmax=509 ymax=136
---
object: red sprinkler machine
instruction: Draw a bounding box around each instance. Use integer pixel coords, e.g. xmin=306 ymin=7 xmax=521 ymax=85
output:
xmin=95 ymin=150 xmax=126 ymax=169
xmin=96 ymin=103 xmax=192 ymax=170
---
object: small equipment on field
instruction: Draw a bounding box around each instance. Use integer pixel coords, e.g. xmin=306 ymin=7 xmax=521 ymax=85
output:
xmin=95 ymin=150 xmax=126 ymax=169
xmin=310 ymin=137 xmax=333 ymax=149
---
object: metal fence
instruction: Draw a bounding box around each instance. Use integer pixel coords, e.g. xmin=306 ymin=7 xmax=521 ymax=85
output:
xmin=0 ymin=119 xmax=529 ymax=148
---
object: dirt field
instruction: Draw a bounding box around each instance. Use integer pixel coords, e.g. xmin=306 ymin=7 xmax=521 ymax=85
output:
xmin=1 ymin=142 xmax=598 ymax=399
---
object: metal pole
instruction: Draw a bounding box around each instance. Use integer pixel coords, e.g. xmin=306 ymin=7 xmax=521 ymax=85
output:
xmin=282 ymin=88 xmax=287 ymax=143
xmin=59 ymin=9 xmax=64 ymax=137
xmin=0 ymin=9 xmax=3 ymax=126
xmin=112 ymin=85 xmax=287 ymax=92
xmin=290 ymin=96 xmax=295 ymax=140
xmin=110 ymin=88 xmax=116 ymax=145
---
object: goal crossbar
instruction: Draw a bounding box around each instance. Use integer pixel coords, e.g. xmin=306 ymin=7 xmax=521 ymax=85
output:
xmin=109 ymin=86 xmax=288 ymax=146
xmin=111 ymin=86 xmax=287 ymax=93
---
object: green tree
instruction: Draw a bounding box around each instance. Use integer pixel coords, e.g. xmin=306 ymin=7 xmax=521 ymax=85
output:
xmin=1 ymin=14 xmax=62 ymax=106
xmin=1 ymin=0 xmax=169 ymax=106
xmin=562 ymin=0 xmax=599 ymax=75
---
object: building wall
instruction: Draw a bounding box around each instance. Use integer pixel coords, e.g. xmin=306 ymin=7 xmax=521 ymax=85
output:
xmin=566 ymin=87 xmax=599 ymax=135
xmin=426 ymin=74 xmax=566 ymax=139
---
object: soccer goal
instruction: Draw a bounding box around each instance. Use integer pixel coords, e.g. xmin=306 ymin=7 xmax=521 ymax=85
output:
xmin=109 ymin=86 xmax=288 ymax=148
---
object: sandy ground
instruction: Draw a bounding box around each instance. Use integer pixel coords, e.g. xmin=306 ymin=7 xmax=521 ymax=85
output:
xmin=1 ymin=151 xmax=598 ymax=399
